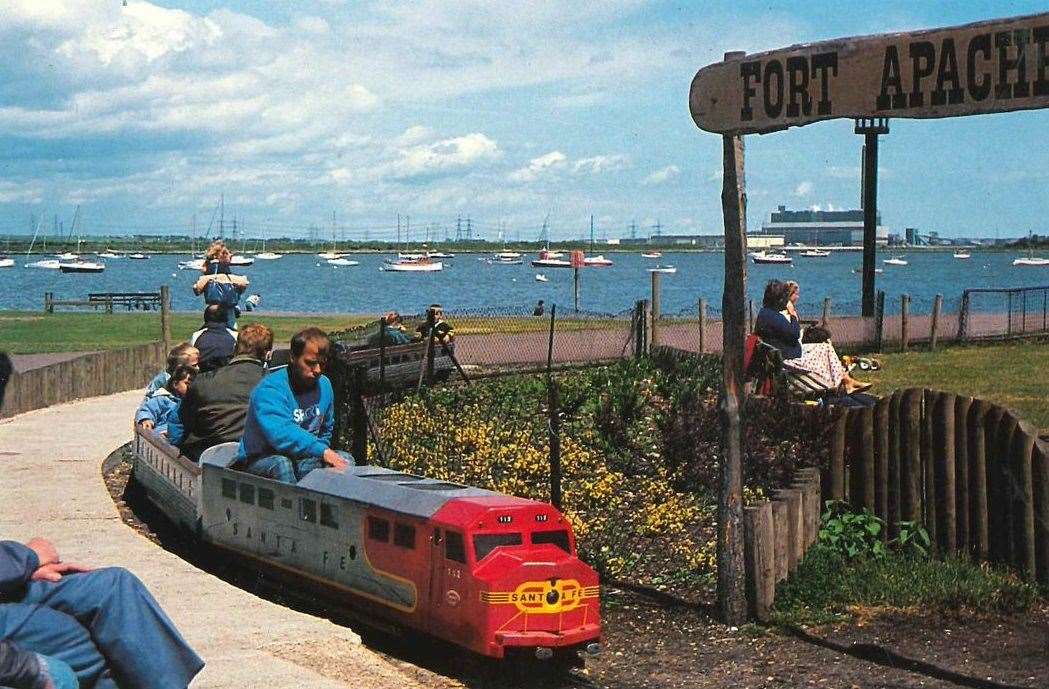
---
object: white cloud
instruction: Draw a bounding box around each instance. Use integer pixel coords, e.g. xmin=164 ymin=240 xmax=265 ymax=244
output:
xmin=642 ymin=165 xmax=680 ymax=186
xmin=0 ymin=181 xmax=43 ymax=204
xmin=794 ymin=181 xmax=813 ymax=197
xmin=390 ymin=133 xmax=501 ymax=178
xmin=508 ymin=151 xmax=567 ymax=183
xmin=573 ymin=155 xmax=628 ymax=175
xmin=395 ymin=125 xmax=435 ymax=146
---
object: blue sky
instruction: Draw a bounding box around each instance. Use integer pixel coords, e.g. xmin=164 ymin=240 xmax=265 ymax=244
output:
xmin=0 ymin=1 xmax=1046 ymax=242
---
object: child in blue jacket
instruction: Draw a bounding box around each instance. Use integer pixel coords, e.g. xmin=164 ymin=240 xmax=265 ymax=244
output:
xmin=136 ymin=365 xmax=195 ymax=436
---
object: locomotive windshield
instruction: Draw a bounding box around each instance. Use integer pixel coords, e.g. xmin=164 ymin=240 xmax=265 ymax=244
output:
xmin=531 ymin=529 xmax=571 ymax=553
xmin=473 ymin=533 xmax=523 ymax=561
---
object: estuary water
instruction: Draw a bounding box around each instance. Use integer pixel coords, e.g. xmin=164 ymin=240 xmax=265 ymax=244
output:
xmin=2 ymin=251 xmax=1046 ymax=317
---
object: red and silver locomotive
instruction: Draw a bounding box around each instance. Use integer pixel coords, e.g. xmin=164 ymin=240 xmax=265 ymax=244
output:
xmin=132 ymin=429 xmax=601 ymax=659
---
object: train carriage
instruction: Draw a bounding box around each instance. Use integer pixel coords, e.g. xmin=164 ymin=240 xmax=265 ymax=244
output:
xmin=131 ymin=427 xmax=601 ymax=660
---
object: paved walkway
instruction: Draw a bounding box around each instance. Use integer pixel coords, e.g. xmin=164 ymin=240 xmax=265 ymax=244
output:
xmin=0 ymin=390 xmax=421 ymax=689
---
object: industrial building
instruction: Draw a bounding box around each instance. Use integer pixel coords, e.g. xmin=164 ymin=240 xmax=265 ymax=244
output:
xmin=758 ymin=205 xmax=888 ymax=246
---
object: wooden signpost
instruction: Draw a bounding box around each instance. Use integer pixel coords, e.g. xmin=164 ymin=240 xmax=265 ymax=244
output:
xmin=691 ymin=12 xmax=1049 ymax=624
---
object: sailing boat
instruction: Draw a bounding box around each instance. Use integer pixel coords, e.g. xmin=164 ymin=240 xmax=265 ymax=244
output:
xmin=25 ymin=219 xmax=60 ymax=269
xmin=1012 ymin=231 xmax=1049 ymax=266
xmin=318 ymin=211 xmax=341 ymax=259
xmin=0 ymin=239 xmax=13 ymax=268
xmin=59 ymin=238 xmax=105 ymax=273
xmin=883 ymin=254 xmax=908 ymax=266
xmin=255 ymin=236 xmax=283 ymax=260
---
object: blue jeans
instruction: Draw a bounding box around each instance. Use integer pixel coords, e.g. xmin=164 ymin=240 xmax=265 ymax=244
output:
xmin=243 ymin=451 xmax=353 ymax=484
xmin=0 ymin=567 xmax=204 ymax=689
xmin=39 ymin=654 xmax=79 ymax=689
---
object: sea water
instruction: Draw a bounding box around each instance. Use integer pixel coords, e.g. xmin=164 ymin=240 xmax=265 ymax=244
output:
xmin=3 ymin=252 xmax=1045 ymax=317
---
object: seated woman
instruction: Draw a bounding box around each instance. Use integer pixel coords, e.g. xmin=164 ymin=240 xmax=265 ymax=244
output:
xmin=135 ymin=364 xmax=196 ymax=436
xmin=754 ymin=280 xmax=870 ymax=394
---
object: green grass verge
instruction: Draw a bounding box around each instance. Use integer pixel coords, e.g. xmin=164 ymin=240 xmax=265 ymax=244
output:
xmin=771 ymin=545 xmax=1038 ymax=626
xmin=866 ymin=339 xmax=1049 ymax=432
xmin=0 ymin=310 xmax=627 ymax=353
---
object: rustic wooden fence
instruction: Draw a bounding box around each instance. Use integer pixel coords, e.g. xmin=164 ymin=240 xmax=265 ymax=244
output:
xmin=1 ymin=342 xmax=165 ymax=417
xmin=822 ymin=389 xmax=1049 ymax=585
xmin=744 ymin=468 xmax=822 ymax=621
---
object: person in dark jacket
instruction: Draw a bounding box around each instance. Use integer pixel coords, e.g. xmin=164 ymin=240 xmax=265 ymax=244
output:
xmin=754 ymin=280 xmax=870 ymax=393
xmin=0 ymin=538 xmax=203 ymax=689
xmin=0 ymin=637 xmax=77 ymax=689
xmin=168 ymin=323 xmax=273 ymax=461
xmin=189 ymin=305 xmax=238 ymax=373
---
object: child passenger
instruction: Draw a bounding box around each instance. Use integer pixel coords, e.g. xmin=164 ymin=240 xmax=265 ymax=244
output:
xmin=145 ymin=343 xmax=199 ymax=399
xmin=136 ymin=364 xmax=196 ymax=436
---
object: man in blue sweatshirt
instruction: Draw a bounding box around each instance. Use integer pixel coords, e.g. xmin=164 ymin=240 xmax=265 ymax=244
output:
xmin=238 ymin=327 xmax=351 ymax=483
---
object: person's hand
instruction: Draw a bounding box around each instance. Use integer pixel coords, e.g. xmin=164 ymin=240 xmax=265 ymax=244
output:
xmin=31 ymin=561 xmax=92 ymax=583
xmin=786 ymin=301 xmax=798 ymax=318
xmin=25 ymin=538 xmax=59 ymax=567
xmin=322 ymin=448 xmax=349 ymax=471
xmin=139 ymin=420 xmax=155 ymax=430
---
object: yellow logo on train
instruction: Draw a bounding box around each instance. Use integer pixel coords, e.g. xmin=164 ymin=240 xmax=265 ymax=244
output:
xmin=480 ymin=579 xmax=599 ymax=613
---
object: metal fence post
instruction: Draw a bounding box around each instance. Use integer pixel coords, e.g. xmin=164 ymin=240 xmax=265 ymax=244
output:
xmin=698 ymin=298 xmax=707 ymax=353
xmin=634 ymin=300 xmax=646 ymax=358
xmin=1007 ymin=291 xmax=1014 ymax=336
xmin=929 ymin=294 xmax=942 ymax=351
xmin=874 ymin=290 xmax=885 ymax=352
xmin=650 ymin=271 xmax=662 ymax=348
xmin=900 ymin=294 xmax=910 ymax=352
xmin=160 ymin=285 xmax=172 ymax=354
xmin=821 ymin=297 xmax=832 ymax=325
xmin=643 ymin=299 xmax=653 ymax=355
xmin=957 ymin=290 xmax=971 ymax=341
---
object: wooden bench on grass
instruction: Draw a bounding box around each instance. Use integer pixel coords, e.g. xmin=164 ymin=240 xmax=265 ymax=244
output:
xmin=44 ymin=291 xmax=162 ymax=313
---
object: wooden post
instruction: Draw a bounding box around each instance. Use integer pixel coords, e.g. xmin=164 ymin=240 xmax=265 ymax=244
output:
xmin=821 ymin=297 xmax=832 ymax=325
xmin=929 ymin=294 xmax=942 ymax=350
xmin=44 ymin=292 xmax=53 ymax=314
xmin=743 ymin=503 xmax=774 ymax=622
xmin=717 ymin=126 xmax=748 ymax=625
xmin=857 ymin=119 xmax=886 ymax=317
xmin=378 ymin=319 xmax=386 ymax=389
xmin=160 ymin=286 xmax=172 ymax=354
xmin=954 ymin=396 xmax=972 ymax=555
xmin=971 ymin=403 xmax=1000 ymax=560
xmin=989 ymin=413 xmax=1018 ymax=564
xmin=900 ymin=388 xmax=923 ymax=524
xmin=874 ymin=396 xmax=891 ymax=532
xmin=827 ymin=408 xmax=848 ymax=501
xmin=770 ymin=500 xmax=789 ymax=583
xmin=650 ymin=271 xmax=661 ymax=347
xmin=886 ymin=391 xmax=903 ymax=539
xmin=643 ymin=299 xmax=653 ymax=355
xmin=698 ymin=298 xmax=707 ymax=353
xmin=900 ymin=294 xmax=910 ymax=351
xmin=858 ymin=407 xmax=876 ymax=512
xmin=772 ymin=488 xmax=804 ymax=571
xmin=1010 ymin=425 xmax=1036 ymax=580
xmin=874 ymin=290 xmax=886 ymax=351
xmin=547 ymin=305 xmax=562 ymax=510
xmin=634 ymin=300 xmax=646 ymax=358
xmin=573 ymin=266 xmax=580 ymax=313
xmin=921 ymin=389 xmax=938 ymax=550
xmin=933 ymin=392 xmax=957 ymax=556
xmin=349 ymin=365 xmax=369 ymax=464
xmin=747 ymin=299 xmax=754 ymax=333
xmin=1031 ymin=443 xmax=1049 ymax=586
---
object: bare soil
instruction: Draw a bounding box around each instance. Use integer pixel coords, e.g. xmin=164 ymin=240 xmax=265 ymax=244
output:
xmin=104 ymin=452 xmax=1049 ymax=689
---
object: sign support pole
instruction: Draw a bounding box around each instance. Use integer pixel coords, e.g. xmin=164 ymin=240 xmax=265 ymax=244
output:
xmin=856 ymin=118 xmax=888 ymax=317
xmin=718 ymin=123 xmax=748 ymax=625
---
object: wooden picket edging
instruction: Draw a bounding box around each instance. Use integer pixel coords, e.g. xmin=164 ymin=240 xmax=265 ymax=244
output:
xmin=1 ymin=342 xmax=165 ymax=418
xmin=744 ymin=467 xmax=822 ymax=621
xmin=822 ymin=389 xmax=1049 ymax=585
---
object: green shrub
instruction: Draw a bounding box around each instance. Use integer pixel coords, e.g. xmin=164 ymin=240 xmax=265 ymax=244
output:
xmin=818 ymin=500 xmax=887 ymax=559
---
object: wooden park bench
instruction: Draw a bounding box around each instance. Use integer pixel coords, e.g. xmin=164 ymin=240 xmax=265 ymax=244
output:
xmin=44 ymin=291 xmax=162 ymax=313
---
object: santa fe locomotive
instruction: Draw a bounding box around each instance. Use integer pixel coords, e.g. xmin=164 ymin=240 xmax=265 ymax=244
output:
xmin=130 ymin=427 xmax=602 ymax=660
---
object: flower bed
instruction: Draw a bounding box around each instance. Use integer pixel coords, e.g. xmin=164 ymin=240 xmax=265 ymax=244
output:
xmin=368 ymin=354 xmax=832 ymax=595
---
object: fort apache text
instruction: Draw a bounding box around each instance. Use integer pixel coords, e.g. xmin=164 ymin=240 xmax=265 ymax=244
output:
xmin=739 ymin=27 xmax=1049 ymax=121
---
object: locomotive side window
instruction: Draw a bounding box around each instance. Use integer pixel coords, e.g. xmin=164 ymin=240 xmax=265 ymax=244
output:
xmin=473 ymin=533 xmax=522 ymax=561
xmin=258 ymin=488 xmax=274 ymax=510
xmin=221 ymin=478 xmax=237 ymax=499
xmin=300 ymin=498 xmax=317 ymax=523
xmin=238 ymin=483 xmax=255 ymax=505
xmin=368 ymin=516 xmax=390 ymax=542
xmin=532 ymin=529 xmax=571 ymax=553
xmin=445 ymin=531 xmax=466 ymax=563
xmin=393 ymin=523 xmax=415 ymax=549
xmin=320 ymin=503 xmax=339 ymax=529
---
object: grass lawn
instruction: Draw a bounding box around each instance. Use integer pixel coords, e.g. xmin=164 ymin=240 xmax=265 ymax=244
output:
xmin=0 ymin=310 xmax=626 ymax=354
xmin=865 ymin=339 xmax=1049 ymax=432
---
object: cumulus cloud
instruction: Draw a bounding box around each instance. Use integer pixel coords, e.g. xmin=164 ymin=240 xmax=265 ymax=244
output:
xmin=508 ymin=151 xmax=567 ymax=183
xmin=0 ymin=181 xmax=42 ymax=204
xmin=573 ymin=154 xmax=628 ymax=175
xmin=642 ymin=165 xmax=680 ymax=186
xmin=794 ymin=180 xmax=813 ymax=197
xmin=390 ymin=133 xmax=501 ymax=178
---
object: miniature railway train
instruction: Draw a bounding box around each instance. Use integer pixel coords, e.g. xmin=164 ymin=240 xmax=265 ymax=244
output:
xmin=130 ymin=427 xmax=602 ymax=660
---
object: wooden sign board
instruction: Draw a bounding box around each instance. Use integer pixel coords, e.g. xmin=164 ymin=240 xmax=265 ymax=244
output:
xmin=690 ymin=12 xmax=1049 ymax=134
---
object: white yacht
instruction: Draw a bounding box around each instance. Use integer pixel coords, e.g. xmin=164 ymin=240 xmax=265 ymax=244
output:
xmin=382 ymin=256 xmax=443 ymax=272
xmin=883 ymin=256 xmax=909 ymax=266
xmin=327 ymin=257 xmax=359 ymax=267
xmin=750 ymin=251 xmax=792 ymax=265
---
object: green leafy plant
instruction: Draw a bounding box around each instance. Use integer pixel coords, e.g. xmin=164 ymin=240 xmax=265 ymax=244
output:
xmin=893 ymin=520 xmax=932 ymax=558
xmin=818 ymin=500 xmax=887 ymax=559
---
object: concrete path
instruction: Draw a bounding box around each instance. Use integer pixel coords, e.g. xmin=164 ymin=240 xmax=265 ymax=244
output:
xmin=0 ymin=390 xmax=421 ymax=689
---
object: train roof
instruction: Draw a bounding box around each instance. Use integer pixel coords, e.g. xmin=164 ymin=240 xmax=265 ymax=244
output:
xmin=296 ymin=464 xmax=535 ymax=519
